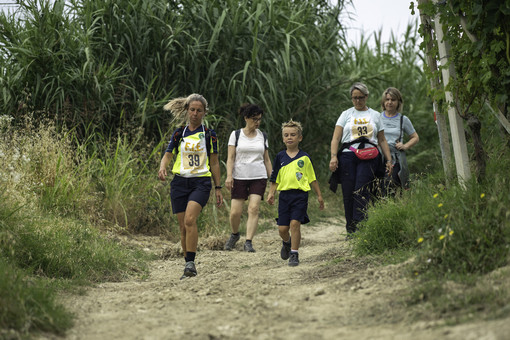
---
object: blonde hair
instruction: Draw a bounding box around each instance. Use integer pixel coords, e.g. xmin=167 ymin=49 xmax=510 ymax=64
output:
xmin=281 ymin=119 xmax=303 ymax=136
xmin=163 ymin=93 xmax=208 ymax=126
xmin=380 ymin=87 xmax=403 ymax=112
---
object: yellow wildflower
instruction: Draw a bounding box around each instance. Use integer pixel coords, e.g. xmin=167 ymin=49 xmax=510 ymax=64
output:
xmin=444 ymin=214 xmax=448 ymax=219
xmin=480 ymin=193 xmax=485 ymax=198
xmin=418 ymin=237 xmax=424 ymax=243
xmin=439 ymin=235 xmax=445 ymax=240
xmin=449 ymin=230 xmax=454 ymax=236
xmin=433 ymin=193 xmax=439 ymax=198
xmin=438 ymin=203 xmax=443 ymax=208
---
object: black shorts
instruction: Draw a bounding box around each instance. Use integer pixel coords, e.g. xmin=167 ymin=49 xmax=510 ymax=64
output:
xmin=277 ymin=189 xmax=310 ymax=226
xmin=231 ymin=178 xmax=267 ymax=200
xmin=170 ymin=175 xmax=211 ymax=214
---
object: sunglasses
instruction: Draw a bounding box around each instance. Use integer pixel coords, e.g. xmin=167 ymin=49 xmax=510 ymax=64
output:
xmin=351 ymin=96 xmax=366 ymax=101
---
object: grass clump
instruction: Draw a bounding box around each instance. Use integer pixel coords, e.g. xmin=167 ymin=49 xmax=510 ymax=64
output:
xmin=349 ymin=146 xmax=510 ymax=324
xmin=0 ymin=118 xmax=151 ymax=337
xmin=0 ymin=258 xmax=73 ymax=336
xmin=406 ymin=267 xmax=510 ymax=323
xmin=1 ymin=212 xmax=148 ymax=283
xmin=353 ymin=152 xmax=510 ymax=277
xmin=0 ymin=191 xmax=149 ymax=337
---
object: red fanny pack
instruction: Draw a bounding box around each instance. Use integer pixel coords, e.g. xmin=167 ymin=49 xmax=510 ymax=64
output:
xmin=349 ymin=146 xmax=379 ymax=160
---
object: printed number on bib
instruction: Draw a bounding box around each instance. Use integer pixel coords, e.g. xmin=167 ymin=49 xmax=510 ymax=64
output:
xmin=351 ymin=124 xmax=374 ymax=139
xmin=179 ymin=126 xmax=209 ymax=176
xmin=187 ymin=154 xmax=201 ymax=167
xmin=183 ymin=150 xmax=206 ymax=173
xmin=357 ymin=126 xmax=368 ymax=136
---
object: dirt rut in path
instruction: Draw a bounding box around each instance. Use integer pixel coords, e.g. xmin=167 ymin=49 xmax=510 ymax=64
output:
xmin=49 ymin=218 xmax=509 ymax=340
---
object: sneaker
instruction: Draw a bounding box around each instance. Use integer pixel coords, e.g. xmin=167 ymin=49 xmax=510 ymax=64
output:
xmin=280 ymin=238 xmax=291 ymax=260
xmin=180 ymin=261 xmax=197 ymax=280
xmin=288 ymin=252 xmax=299 ymax=267
xmin=224 ymin=233 xmax=240 ymax=250
xmin=244 ymin=241 xmax=256 ymax=253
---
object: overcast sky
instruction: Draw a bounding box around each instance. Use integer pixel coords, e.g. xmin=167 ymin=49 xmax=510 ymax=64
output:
xmin=343 ymin=0 xmax=419 ymax=45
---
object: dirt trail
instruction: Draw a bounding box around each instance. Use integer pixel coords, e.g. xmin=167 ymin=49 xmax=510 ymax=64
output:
xmin=46 ymin=218 xmax=509 ymax=340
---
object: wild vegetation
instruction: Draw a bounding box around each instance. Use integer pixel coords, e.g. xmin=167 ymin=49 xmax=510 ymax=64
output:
xmin=0 ymin=0 xmax=509 ymax=338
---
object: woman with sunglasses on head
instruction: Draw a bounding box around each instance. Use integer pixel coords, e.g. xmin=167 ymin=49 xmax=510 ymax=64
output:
xmin=380 ymin=87 xmax=419 ymax=194
xmin=329 ymin=82 xmax=392 ymax=238
xmin=224 ymin=103 xmax=272 ymax=252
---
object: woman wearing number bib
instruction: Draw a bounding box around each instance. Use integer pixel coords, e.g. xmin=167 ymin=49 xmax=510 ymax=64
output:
xmin=158 ymin=94 xmax=223 ymax=280
xmin=329 ymin=83 xmax=392 ymax=237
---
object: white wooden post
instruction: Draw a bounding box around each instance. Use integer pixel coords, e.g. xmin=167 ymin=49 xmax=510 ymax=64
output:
xmin=433 ymin=1 xmax=471 ymax=185
xmin=417 ymin=0 xmax=453 ymax=182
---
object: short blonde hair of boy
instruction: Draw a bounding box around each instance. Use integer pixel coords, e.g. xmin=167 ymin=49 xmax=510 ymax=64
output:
xmin=281 ymin=119 xmax=303 ymax=136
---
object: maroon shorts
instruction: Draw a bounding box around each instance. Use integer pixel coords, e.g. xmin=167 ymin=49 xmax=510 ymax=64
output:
xmin=231 ymin=178 xmax=267 ymax=200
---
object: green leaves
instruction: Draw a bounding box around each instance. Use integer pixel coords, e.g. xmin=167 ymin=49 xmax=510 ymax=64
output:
xmin=0 ymin=1 xmax=348 ymax=160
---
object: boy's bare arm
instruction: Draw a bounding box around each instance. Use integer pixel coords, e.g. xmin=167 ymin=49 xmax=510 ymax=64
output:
xmin=310 ymin=180 xmax=324 ymax=210
xmin=266 ymin=182 xmax=278 ymax=205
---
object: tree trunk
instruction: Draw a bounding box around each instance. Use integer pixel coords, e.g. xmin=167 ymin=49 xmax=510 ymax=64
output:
xmin=466 ymin=113 xmax=486 ymax=182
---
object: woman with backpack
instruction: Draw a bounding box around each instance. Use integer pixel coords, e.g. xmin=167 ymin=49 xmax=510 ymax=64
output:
xmin=224 ymin=104 xmax=272 ymax=252
xmin=158 ymin=93 xmax=223 ymax=280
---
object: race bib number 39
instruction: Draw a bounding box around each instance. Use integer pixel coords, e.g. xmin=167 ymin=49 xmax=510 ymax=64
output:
xmin=179 ymin=130 xmax=209 ymax=176
xmin=182 ymin=141 xmax=207 ymax=174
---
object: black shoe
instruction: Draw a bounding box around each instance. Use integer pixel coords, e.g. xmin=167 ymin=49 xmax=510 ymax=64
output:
xmin=180 ymin=261 xmax=197 ymax=280
xmin=244 ymin=241 xmax=256 ymax=252
xmin=224 ymin=233 xmax=240 ymax=250
xmin=288 ymin=252 xmax=299 ymax=267
xmin=280 ymin=238 xmax=291 ymax=260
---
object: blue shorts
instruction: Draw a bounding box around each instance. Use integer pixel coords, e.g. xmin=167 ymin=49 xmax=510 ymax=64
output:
xmin=170 ymin=175 xmax=212 ymax=214
xmin=277 ymin=189 xmax=310 ymax=226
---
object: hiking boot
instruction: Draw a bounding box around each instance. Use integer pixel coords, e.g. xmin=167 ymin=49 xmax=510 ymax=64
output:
xmin=224 ymin=233 xmax=240 ymax=250
xmin=180 ymin=261 xmax=197 ymax=280
xmin=244 ymin=241 xmax=256 ymax=253
xmin=288 ymin=252 xmax=299 ymax=267
xmin=280 ymin=238 xmax=291 ymax=260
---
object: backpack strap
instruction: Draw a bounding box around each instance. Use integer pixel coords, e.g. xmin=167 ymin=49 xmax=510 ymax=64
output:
xmin=204 ymin=126 xmax=212 ymax=158
xmin=173 ymin=125 xmax=212 ymax=158
xmin=235 ymin=129 xmax=268 ymax=150
xmin=235 ymin=129 xmax=241 ymax=147
xmin=172 ymin=126 xmax=185 ymax=154
xmin=398 ymin=114 xmax=404 ymax=143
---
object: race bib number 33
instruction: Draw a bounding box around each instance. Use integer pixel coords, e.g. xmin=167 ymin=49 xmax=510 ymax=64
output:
xmin=351 ymin=120 xmax=374 ymax=139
